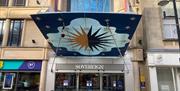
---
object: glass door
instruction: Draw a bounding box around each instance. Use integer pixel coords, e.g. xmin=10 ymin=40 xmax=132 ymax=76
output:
xmin=103 ymin=73 xmax=124 ymax=91
xmin=178 ymin=74 xmax=180 ymax=91
xmin=55 ymin=73 xmax=76 ymax=91
xmin=0 ymin=72 xmax=16 ymax=91
xmin=0 ymin=72 xmax=40 ymax=91
xmin=79 ymin=73 xmax=100 ymax=91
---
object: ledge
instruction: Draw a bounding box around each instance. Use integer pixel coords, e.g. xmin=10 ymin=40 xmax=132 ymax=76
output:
xmin=0 ymin=47 xmax=48 ymax=60
xmin=0 ymin=7 xmax=49 ymax=19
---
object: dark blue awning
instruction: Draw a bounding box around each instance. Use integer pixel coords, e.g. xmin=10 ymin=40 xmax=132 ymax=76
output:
xmin=31 ymin=12 xmax=141 ymax=57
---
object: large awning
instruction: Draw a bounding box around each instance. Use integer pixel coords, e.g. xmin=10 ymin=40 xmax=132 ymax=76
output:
xmin=31 ymin=12 xmax=141 ymax=57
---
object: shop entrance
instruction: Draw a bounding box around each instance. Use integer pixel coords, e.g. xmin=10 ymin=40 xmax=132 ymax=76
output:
xmin=178 ymin=74 xmax=180 ymax=91
xmin=0 ymin=72 xmax=40 ymax=91
xmin=55 ymin=73 xmax=124 ymax=91
xmin=79 ymin=73 xmax=100 ymax=91
xmin=55 ymin=73 xmax=76 ymax=91
xmin=103 ymin=74 xmax=124 ymax=91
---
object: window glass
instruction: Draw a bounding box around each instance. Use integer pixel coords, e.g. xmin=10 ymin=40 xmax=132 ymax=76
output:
xmin=55 ymin=73 xmax=76 ymax=91
xmin=8 ymin=20 xmax=24 ymax=46
xmin=0 ymin=0 xmax=8 ymax=6
xmin=0 ymin=72 xmax=40 ymax=91
xmin=163 ymin=19 xmax=179 ymax=39
xmin=13 ymin=0 xmax=26 ymax=6
xmin=103 ymin=73 xmax=124 ymax=91
xmin=161 ymin=2 xmax=180 ymax=18
xmin=70 ymin=0 xmax=111 ymax=12
xmin=0 ymin=20 xmax=5 ymax=46
xmin=157 ymin=68 xmax=174 ymax=91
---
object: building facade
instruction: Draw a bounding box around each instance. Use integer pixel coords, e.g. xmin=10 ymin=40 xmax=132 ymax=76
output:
xmin=0 ymin=0 xmax=51 ymax=91
xmin=141 ymin=0 xmax=180 ymax=91
xmin=44 ymin=0 xmax=144 ymax=91
xmin=0 ymin=0 xmax=144 ymax=91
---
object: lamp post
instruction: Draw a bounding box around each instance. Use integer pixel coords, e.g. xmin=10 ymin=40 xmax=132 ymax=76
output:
xmin=158 ymin=0 xmax=180 ymax=53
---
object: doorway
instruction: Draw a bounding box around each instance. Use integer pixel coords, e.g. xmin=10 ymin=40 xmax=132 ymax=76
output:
xmin=178 ymin=74 xmax=180 ymax=91
xmin=103 ymin=73 xmax=124 ymax=91
xmin=55 ymin=73 xmax=124 ymax=91
xmin=55 ymin=73 xmax=76 ymax=91
xmin=0 ymin=72 xmax=40 ymax=91
xmin=79 ymin=73 xmax=100 ymax=91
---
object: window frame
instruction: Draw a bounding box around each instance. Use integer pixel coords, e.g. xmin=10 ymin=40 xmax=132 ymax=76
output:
xmin=161 ymin=2 xmax=180 ymax=40
xmin=0 ymin=19 xmax=5 ymax=46
xmin=7 ymin=19 xmax=24 ymax=47
xmin=162 ymin=18 xmax=179 ymax=40
xmin=67 ymin=0 xmax=112 ymax=12
xmin=0 ymin=0 xmax=9 ymax=6
xmin=13 ymin=0 xmax=26 ymax=6
xmin=157 ymin=67 xmax=175 ymax=91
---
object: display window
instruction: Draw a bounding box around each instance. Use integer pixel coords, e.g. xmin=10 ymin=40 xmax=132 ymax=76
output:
xmin=0 ymin=72 xmax=40 ymax=91
xmin=55 ymin=73 xmax=124 ymax=91
xmin=103 ymin=73 xmax=124 ymax=91
xmin=55 ymin=73 xmax=76 ymax=91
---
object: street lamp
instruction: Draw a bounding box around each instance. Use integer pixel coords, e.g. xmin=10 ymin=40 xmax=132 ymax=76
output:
xmin=158 ymin=0 xmax=180 ymax=53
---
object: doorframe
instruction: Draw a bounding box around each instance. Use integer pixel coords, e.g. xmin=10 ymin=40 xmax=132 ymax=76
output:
xmin=177 ymin=69 xmax=180 ymax=91
xmin=78 ymin=73 xmax=101 ymax=91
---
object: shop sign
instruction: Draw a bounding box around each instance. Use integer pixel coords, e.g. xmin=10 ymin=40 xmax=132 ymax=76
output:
xmin=75 ymin=65 xmax=104 ymax=70
xmin=56 ymin=64 xmax=124 ymax=71
xmin=0 ymin=60 xmax=42 ymax=71
xmin=27 ymin=61 xmax=36 ymax=69
xmin=0 ymin=61 xmax=4 ymax=69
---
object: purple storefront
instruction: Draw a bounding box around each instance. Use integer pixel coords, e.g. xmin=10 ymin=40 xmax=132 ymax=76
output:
xmin=0 ymin=60 xmax=42 ymax=91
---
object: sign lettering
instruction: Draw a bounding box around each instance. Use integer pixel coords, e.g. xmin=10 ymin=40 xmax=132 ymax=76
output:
xmin=75 ymin=65 xmax=104 ymax=70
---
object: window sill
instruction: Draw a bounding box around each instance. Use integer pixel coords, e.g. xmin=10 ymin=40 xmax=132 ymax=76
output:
xmin=163 ymin=38 xmax=178 ymax=41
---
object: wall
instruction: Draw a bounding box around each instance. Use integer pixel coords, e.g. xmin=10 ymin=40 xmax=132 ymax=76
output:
xmin=23 ymin=20 xmax=46 ymax=47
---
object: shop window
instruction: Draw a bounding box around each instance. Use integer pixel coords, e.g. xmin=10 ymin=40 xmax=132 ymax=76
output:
xmin=55 ymin=73 xmax=76 ymax=91
xmin=7 ymin=20 xmax=24 ymax=46
xmin=0 ymin=72 xmax=40 ymax=91
xmin=157 ymin=68 xmax=175 ymax=91
xmin=161 ymin=2 xmax=180 ymax=40
xmin=0 ymin=20 xmax=5 ymax=46
xmin=67 ymin=0 xmax=111 ymax=12
xmin=103 ymin=73 xmax=124 ymax=91
xmin=13 ymin=0 xmax=26 ymax=6
xmin=0 ymin=0 xmax=8 ymax=6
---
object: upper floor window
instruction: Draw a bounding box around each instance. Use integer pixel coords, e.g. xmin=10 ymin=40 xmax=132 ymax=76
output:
xmin=0 ymin=0 xmax=8 ymax=6
xmin=0 ymin=20 xmax=5 ymax=46
xmin=13 ymin=0 xmax=26 ymax=6
xmin=163 ymin=19 xmax=178 ymax=40
xmin=161 ymin=2 xmax=180 ymax=18
xmin=8 ymin=20 xmax=24 ymax=46
xmin=68 ymin=0 xmax=111 ymax=12
xmin=161 ymin=2 xmax=180 ymax=40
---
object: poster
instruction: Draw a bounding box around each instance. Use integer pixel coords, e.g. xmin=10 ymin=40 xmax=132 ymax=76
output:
xmin=113 ymin=81 xmax=116 ymax=87
xmin=63 ymin=80 xmax=69 ymax=86
xmin=161 ymin=85 xmax=170 ymax=91
xmin=3 ymin=73 xmax=15 ymax=89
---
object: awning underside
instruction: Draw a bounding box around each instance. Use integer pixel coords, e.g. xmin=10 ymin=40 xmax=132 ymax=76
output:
xmin=31 ymin=12 xmax=141 ymax=56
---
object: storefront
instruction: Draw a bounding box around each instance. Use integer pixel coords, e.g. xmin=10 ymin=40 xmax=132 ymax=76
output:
xmin=147 ymin=50 xmax=180 ymax=91
xmin=31 ymin=12 xmax=142 ymax=91
xmin=54 ymin=64 xmax=124 ymax=91
xmin=55 ymin=73 xmax=124 ymax=91
xmin=46 ymin=56 xmax=135 ymax=91
xmin=0 ymin=60 xmax=42 ymax=91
